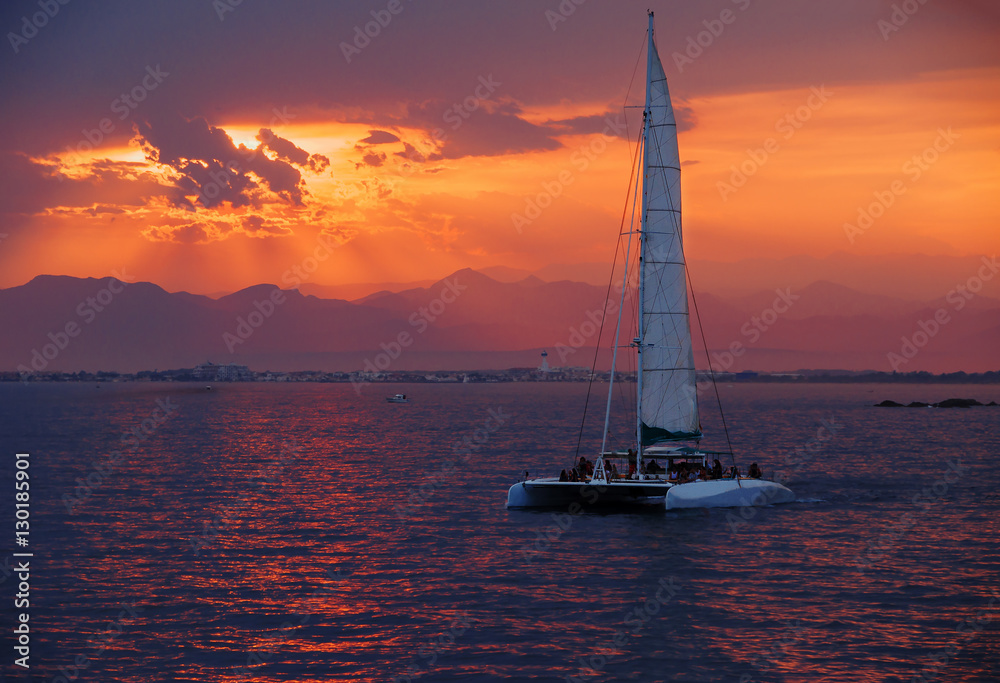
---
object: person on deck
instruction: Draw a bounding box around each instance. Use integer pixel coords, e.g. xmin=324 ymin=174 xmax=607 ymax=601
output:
xmin=712 ymin=459 xmax=723 ymax=480
xmin=559 ymin=469 xmax=569 ymax=482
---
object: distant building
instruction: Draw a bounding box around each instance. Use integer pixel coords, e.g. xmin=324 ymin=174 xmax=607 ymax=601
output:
xmin=194 ymin=361 xmax=253 ymax=381
xmin=539 ymin=350 xmax=551 ymax=372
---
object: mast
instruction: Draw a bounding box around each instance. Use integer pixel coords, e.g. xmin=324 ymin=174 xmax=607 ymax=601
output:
xmin=599 ymin=134 xmax=641 ymax=458
xmin=636 ymin=10 xmax=655 ymax=470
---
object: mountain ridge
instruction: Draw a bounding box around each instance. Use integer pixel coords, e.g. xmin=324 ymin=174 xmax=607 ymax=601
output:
xmin=1 ymin=267 xmax=996 ymax=374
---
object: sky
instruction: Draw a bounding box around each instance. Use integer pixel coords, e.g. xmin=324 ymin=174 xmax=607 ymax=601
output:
xmin=1 ymin=0 xmax=997 ymax=294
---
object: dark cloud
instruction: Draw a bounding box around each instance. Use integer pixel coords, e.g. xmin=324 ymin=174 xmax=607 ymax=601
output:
xmin=360 ymin=151 xmax=386 ymax=168
xmin=435 ymin=109 xmax=563 ymax=159
xmin=144 ymin=221 xmax=232 ymax=244
xmin=0 ymin=151 xmax=174 ymax=236
xmin=379 ymin=99 xmax=563 ymax=160
xmin=308 ymin=154 xmax=330 ymax=172
xmin=258 ymin=128 xmax=310 ymax=165
xmin=1 ymin=0 xmax=996 ymax=164
xmin=134 ymin=114 xmax=308 ymax=209
xmin=672 ymin=102 xmax=697 ymax=133
xmin=546 ymin=101 xmax=695 ymax=139
xmin=242 ymin=215 xmax=291 ymax=237
xmin=359 ymin=130 xmax=400 ymax=145
xmin=171 ymin=223 xmax=216 ymax=243
xmin=257 ymin=128 xmax=330 ymax=172
xmin=394 ymin=142 xmax=424 ymax=161
xmin=545 ymin=110 xmax=631 ymax=138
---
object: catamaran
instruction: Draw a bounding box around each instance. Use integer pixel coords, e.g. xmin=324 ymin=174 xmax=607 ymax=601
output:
xmin=506 ymin=12 xmax=794 ymax=511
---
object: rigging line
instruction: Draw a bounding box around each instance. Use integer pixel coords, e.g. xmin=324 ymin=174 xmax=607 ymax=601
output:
xmin=686 ymin=266 xmax=740 ymax=483
xmin=599 ymin=129 xmax=645 ymax=456
xmin=622 ymin=28 xmax=648 ymax=154
xmin=574 ymin=130 xmax=644 ymax=461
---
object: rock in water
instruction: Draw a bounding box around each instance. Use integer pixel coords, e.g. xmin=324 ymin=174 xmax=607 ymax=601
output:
xmin=933 ymin=398 xmax=983 ymax=408
xmin=875 ymin=400 xmax=904 ymax=407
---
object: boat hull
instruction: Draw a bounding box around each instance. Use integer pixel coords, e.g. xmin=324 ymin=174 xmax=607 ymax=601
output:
xmin=506 ymin=478 xmax=670 ymax=508
xmin=664 ymin=478 xmax=794 ymax=509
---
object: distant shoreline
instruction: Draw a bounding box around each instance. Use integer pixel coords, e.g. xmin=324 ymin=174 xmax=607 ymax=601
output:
xmin=3 ymin=368 xmax=999 ymax=384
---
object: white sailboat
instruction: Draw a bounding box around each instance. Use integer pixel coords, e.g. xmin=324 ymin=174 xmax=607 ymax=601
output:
xmin=506 ymin=12 xmax=794 ymax=511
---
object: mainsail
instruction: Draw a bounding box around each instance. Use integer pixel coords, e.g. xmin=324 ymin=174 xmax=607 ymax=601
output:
xmin=638 ymin=17 xmax=701 ymax=444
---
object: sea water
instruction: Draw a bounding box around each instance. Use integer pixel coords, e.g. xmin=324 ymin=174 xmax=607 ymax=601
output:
xmin=0 ymin=381 xmax=998 ymax=682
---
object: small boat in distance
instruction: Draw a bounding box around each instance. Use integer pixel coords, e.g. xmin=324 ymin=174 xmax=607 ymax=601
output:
xmin=506 ymin=12 xmax=794 ymax=511
xmin=386 ymin=394 xmax=409 ymax=403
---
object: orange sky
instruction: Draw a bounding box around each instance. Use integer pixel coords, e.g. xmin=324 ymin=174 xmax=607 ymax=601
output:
xmin=1 ymin=1 xmax=997 ymax=294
